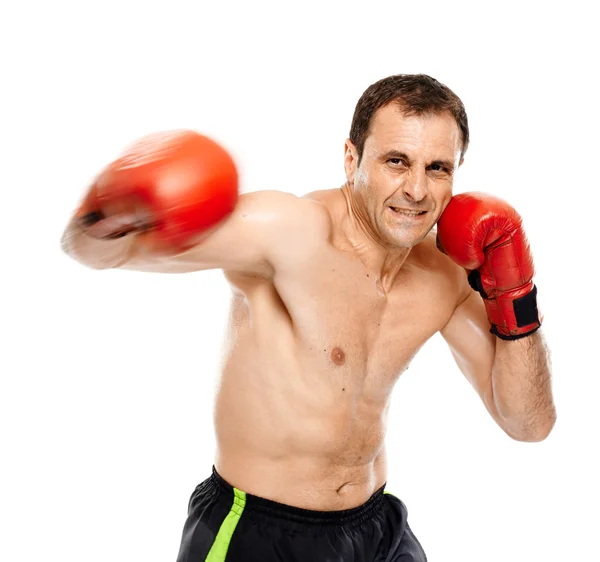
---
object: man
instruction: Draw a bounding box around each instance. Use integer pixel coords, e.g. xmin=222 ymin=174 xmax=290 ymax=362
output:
xmin=61 ymin=74 xmax=556 ymax=561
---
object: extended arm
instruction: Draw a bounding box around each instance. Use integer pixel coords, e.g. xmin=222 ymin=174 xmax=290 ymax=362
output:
xmin=61 ymin=189 xmax=305 ymax=276
xmin=61 ymin=130 xmax=328 ymax=276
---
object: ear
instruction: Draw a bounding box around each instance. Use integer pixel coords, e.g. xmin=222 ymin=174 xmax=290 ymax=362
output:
xmin=344 ymin=139 xmax=359 ymax=186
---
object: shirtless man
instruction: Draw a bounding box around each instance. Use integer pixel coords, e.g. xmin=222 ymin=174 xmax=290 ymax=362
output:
xmin=61 ymin=74 xmax=556 ymax=561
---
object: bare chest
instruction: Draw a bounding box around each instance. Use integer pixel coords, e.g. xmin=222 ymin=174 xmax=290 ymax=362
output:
xmin=263 ymin=251 xmax=459 ymax=389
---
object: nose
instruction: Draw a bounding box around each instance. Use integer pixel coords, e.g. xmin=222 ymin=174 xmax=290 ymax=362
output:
xmin=402 ymin=167 xmax=428 ymax=203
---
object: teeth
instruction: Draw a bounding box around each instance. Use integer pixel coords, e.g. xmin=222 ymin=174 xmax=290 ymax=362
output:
xmin=391 ymin=207 xmax=423 ymax=216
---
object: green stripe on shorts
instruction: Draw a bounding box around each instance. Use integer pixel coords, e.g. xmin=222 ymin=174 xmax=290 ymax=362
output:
xmin=205 ymin=487 xmax=247 ymax=562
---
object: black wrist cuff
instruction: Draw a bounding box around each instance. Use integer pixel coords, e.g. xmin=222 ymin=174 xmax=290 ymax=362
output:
xmin=514 ymin=285 xmax=540 ymax=328
xmin=491 ymin=285 xmax=541 ymax=340
xmin=490 ymin=323 xmax=541 ymax=341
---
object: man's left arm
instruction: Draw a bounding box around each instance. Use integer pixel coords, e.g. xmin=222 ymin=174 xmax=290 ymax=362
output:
xmin=440 ymin=289 xmax=556 ymax=442
xmin=437 ymin=192 xmax=557 ymax=442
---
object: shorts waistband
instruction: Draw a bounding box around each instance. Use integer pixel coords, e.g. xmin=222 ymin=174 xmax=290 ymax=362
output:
xmin=210 ymin=466 xmax=387 ymax=526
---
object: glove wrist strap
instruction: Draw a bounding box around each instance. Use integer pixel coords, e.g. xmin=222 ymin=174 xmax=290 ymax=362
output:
xmin=468 ymin=271 xmax=541 ymax=340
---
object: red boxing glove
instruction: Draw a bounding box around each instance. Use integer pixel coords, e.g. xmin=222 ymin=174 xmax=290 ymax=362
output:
xmin=436 ymin=192 xmax=541 ymax=340
xmin=76 ymin=130 xmax=238 ymax=252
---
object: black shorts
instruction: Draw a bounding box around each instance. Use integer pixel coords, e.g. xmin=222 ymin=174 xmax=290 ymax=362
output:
xmin=176 ymin=467 xmax=427 ymax=561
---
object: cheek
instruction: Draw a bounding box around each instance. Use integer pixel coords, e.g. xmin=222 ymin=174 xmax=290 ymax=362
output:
xmin=355 ymin=164 xmax=370 ymax=187
xmin=433 ymin=180 xmax=453 ymax=203
xmin=355 ymin=167 xmax=381 ymax=205
xmin=438 ymin=187 xmax=451 ymax=203
xmin=361 ymin=165 xmax=398 ymax=197
xmin=433 ymin=189 xmax=453 ymax=220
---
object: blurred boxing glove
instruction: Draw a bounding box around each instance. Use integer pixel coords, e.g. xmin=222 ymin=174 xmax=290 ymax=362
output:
xmin=436 ymin=192 xmax=541 ymax=340
xmin=76 ymin=130 xmax=238 ymax=253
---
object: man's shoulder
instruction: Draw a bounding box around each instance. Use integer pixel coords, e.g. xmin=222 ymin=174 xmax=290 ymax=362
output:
xmin=237 ymin=189 xmax=333 ymax=255
xmin=239 ymin=189 xmax=331 ymax=225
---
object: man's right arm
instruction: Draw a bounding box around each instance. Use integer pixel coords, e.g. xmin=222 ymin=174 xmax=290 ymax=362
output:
xmin=61 ymin=130 xmax=330 ymax=277
xmin=61 ymin=190 xmax=330 ymax=276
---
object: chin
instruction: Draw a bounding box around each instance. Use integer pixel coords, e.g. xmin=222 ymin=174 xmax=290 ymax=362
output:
xmin=384 ymin=233 xmax=419 ymax=249
xmin=384 ymin=222 xmax=428 ymax=244
xmin=379 ymin=213 xmax=435 ymax=249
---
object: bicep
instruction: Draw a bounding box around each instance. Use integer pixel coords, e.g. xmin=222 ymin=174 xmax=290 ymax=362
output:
xmin=440 ymin=290 xmax=497 ymax=404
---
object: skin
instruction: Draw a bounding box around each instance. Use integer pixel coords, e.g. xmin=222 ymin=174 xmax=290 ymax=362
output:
xmin=62 ymin=104 xmax=556 ymax=511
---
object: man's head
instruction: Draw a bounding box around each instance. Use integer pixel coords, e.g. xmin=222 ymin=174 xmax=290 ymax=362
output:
xmin=344 ymin=74 xmax=469 ymax=249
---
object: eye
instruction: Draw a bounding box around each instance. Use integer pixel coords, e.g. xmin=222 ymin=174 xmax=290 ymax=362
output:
xmin=388 ymin=158 xmax=403 ymax=165
xmin=428 ymin=163 xmax=451 ymax=175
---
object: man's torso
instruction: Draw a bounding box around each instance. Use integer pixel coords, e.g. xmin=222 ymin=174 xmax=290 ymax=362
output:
xmin=212 ymin=188 xmax=466 ymax=510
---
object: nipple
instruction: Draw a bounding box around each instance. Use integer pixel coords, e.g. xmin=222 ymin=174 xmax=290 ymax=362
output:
xmin=330 ymin=346 xmax=346 ymax=366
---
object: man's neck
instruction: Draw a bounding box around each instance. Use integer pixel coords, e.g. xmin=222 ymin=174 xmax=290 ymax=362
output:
xmin=338 ymin=184 xmax=411 ymax=293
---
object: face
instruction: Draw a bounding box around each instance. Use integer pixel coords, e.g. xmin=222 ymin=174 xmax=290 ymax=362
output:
xmin=344 ymin=104 xmax=463 ymax=249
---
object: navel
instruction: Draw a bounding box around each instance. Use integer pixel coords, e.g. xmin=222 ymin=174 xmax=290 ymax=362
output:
xmin=330 ymin=346 xmax=346 ymax=366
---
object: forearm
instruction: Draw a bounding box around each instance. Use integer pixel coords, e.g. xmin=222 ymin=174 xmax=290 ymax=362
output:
xmin=490 ymin=330 xmax=556 ymax=441
xmin=60 ymin=218 xmax=135 ymax=270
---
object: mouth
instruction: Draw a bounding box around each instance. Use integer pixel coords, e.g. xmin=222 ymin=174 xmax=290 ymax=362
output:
xmin=388 ymin=206 xmax=427 ymax=218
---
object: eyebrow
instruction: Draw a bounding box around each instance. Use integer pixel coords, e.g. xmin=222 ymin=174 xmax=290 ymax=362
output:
xmin=380 ymin=150 xmax=455 ymax=172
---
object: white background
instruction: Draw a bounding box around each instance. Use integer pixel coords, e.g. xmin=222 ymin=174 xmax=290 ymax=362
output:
xmin=1 ymin=1 xmax=598 ymax=561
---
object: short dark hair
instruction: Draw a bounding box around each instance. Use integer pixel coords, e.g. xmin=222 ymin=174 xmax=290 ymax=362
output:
xmin=349 ymin=74 xmax=469 ymax=164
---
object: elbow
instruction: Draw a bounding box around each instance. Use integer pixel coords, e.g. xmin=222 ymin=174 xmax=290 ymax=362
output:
xmin=503 ymin=409 xmax=557 ymax=443
xmin=509 ymin=429 xmax=551 ymax=444
xmin=531 ymin=410 xmax=558 ymax=442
